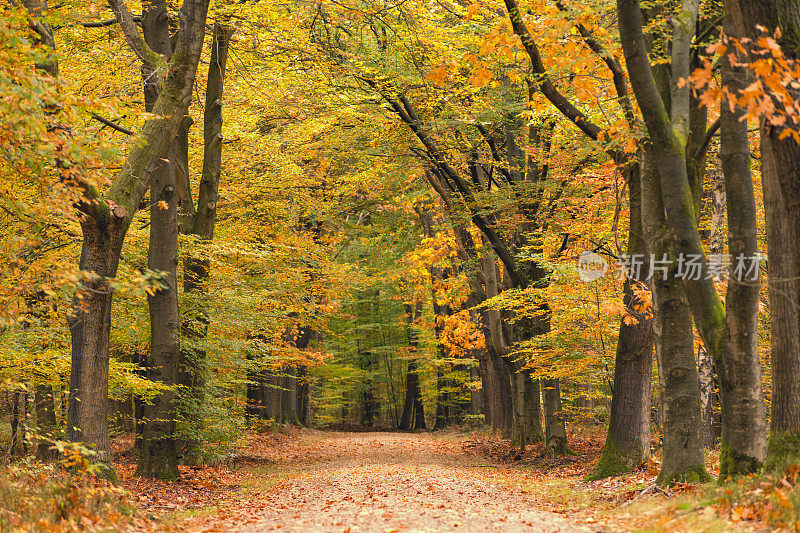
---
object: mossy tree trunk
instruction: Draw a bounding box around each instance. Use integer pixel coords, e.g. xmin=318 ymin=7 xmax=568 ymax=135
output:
xmin=589 ymin=163 xmax=654 ymax=480
xmin=66 ymin=0 xmax=210 ymax=478
xmin=617 ymin=0 xmax=765 ymax=478
xmin=717 ymin=12 xmax=767 ymax=474
xmin=728 ymin=0 xmax=800 ymax=473
xmin=641 ymin=151 xmax=710 ymax=485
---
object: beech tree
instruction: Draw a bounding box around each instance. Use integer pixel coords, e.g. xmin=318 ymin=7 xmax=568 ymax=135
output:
xmin=66 ymin=0 xmax=210 ymax=475
xmin=615 ymin=0 xmax=766 ymax=481
xmin=502 ymin=0 xmax=654 ymax=477
xmin=725 ymin=0 xmax=800 ymax=471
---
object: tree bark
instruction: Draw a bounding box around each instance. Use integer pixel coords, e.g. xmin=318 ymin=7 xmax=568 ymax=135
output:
xmin=136 ymin=0 xmax=181 ymax=479
xmin=699 ymin=166 xmax=725 ymax=448
xmin=399 ymin=302 xmax=425 ymax=430
xmin=543 ymin=378 xmax=569 ymax=456
xmin=67 ymin=0 xmax=210 ymax=477
xmin=717 ymin=20 xmax=767 ymax=473
xmin=727 ymin=0 xmax=800 ymax=472
xmin=34 ymin=383 xmax=58 ymax=461
xmin=176 ymin=20 xmax=233 ymax=464
xmin=589 ymin=162 xmax=655 ymax=479
xmin=641 ymin=151 xmax=710 ymax=484
xmin=617 ymin=0 xmax=765 ymax=477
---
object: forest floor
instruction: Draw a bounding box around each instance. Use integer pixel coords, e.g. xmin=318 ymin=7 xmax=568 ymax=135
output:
xmin=109 ymin=428 xmax=763 ymax=532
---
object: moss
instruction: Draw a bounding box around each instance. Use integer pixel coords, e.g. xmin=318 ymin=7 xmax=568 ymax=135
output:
xmin=585 ymin=437 xmax=634 ymax=481
xmin=766 ymin=430 xmax=800 ymax=473
xmin=656 ymin=464 xmax=713 ymax=487
xmin=718 ymin=442 xmax=763 ymax=478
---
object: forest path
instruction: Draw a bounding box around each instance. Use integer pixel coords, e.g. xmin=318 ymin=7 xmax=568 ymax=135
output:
xmin=220 ymin=431 xmax=589 ymax=533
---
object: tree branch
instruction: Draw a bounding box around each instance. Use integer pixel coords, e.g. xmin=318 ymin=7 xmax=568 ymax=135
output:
xmin=503 ymin=0 xmax=603 ymax=142
xmin=81 ymin=15 xmax=141 ymax=28
xmin=91 ymin=113 xmax=133 ymax=135
xmin=107 ymin=0 xmax=166 ymax=74
xmin=554 ymin=0 xmax=636 ymax=128
xmin=692 ymin=116 xmax=720 ymax=162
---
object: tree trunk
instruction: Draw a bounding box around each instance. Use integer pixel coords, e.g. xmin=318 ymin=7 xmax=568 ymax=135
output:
xmin=481 ymin=248 xmax=517 ymax=435
xmin=589 ymin=162 xmax=654 ymax=479
xmin=68 ymin=216 xmax=126 ymax=477
xmin=67 ymin=0 xmax=210 ymax=478
xmin=10 ymin=391 xmax=27 ymax=459
xmin=525 ymin=378 xmax=544 ymax=442
xmin=717 ymin=25 xmax=767 ymax=474
xmin=136 ymin=0 xmax=181 ymax=480
xmin=137 ymin=146 xmax=180 ymax=480
xmin=400 ymin=303 xmax=425 ymax=430
xmin=515 ymin=373 xmax=543 ymax=450
xmin=297 ymin=366 xmax=310 ymax=426
xmin=282 ymin=368 xmax=300 ymax=426
xmin=469 ymin=363 xmax=483 ymax=421
xmin=543 ymin=378 xmax=569 ymax=456
xmin=641 ymin=151 xmax=710 ymax=484
xmin=727 ymin=0 xmax=800 ymax=472
xmin=617 ymin=0 xmax=764 ymax=477
xmin=762 ymin=131 xmax=800 ymax=470
xmin=177 ymin=21 xmax=234 ymax=463
xmin=699 ymin=166 xmax=725 ymax=448
xmin=35 ymin=384 xmax=58 ymax=461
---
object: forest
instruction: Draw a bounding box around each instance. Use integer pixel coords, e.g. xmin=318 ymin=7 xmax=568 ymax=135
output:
xmin=3 ymin=0 xmax=800 ymax=530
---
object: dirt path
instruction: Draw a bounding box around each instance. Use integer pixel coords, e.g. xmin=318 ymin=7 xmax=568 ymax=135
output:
xmin=220 ymin=432 xmax=588 ymax=532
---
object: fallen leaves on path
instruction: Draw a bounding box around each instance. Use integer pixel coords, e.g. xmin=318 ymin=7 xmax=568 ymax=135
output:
xmin=110 ymin=428 xmax=761 ymax=532
xmin=181 ymin=432 xmax=587 ymax=532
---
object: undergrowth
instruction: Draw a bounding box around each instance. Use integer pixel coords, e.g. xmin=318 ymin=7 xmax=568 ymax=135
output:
xmin=0 ymin=451 xmax=134 ymax=532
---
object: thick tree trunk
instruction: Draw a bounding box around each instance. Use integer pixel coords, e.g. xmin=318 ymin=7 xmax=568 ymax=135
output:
xmin=525 ymin=378 xmax=544 ymax=442
xmin=68 ymin=216 xmax=126 ymax=477
xmin=717 ymin=28 xmax=767 ymax=474
xmin=727 ymin=0 xmax=800 ymax=472
xmin=469 ymin=363 xmax=483 ymax=421
xmin=641 ymin=151 xmax=710 ymax=484
xmin=137 ymin=153 xmax=180 ymax=479
xmin=514 ymin=373 xmax=543 ymax=450
xmin=481 ymin=248 xmax=518 ymax=436
xmin=762 ymin=132 xmax=800 ymax=469
xmin=590 ymin=162 xmax=654 ymax=479
xmin=66 ymin=0 xmax=210 ymax=478
xmin=617 ymin=0 xmax=764 ymax=477
xmin=136 ymin=0 xmax=181 ymax=479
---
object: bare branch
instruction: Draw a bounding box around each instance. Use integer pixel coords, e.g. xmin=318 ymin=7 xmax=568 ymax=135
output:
xmin=91 ymin=113 xmax=133 ymax=135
